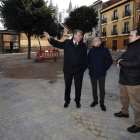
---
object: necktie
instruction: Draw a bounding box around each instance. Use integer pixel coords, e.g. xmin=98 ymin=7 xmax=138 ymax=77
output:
xmin=75 ymin=42 xmax=77 ymax=48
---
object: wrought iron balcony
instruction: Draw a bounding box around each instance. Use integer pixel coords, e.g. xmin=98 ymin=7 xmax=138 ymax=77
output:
xmin=111 ymin=16 xmax=118 ymax=21
xmin=111 ymin=30 xmax=118 ymax=35
xmin=136 ymin=22 xmax=140 ymax=28
xmin=122 ymin=10 xmax=131 ymax=18
xmin=102 ymin=32 xmax=107 ymax=37
xmin=136 ymin=2 xmax=140 ymax=10
xmin=122 ymin=28 xmax=130 ymax=34
xmin=102 ymin=18 xmax=107 ymax=24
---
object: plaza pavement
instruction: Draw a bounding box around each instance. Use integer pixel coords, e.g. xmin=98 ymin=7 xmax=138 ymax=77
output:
xmin=0 ymin=51 xmax=140 ymax=140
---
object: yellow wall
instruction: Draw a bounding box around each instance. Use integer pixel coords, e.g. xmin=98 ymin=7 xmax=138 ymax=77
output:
xmin=101 ymin=0 xmax=134 ymax=36
xmin=101 ymin=0 xmax=134 ymax=50
xmin=134 ymin=0 xmax=140 ymax=28
xmin=20 ymin=28 xmax=72 ymax=48
xmin=102 ymin=36 xmax=129 ymax=50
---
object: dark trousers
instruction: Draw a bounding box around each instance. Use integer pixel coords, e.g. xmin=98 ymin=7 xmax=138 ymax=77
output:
xmin=90 ymin=76 xmax=105 ymax=105
xmin=64 ymin=71 xmax=84 ymax=103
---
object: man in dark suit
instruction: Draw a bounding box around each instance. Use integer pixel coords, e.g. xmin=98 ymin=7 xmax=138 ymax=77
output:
xmin=88 ymin=37 xmax=113 ymax=111
xmin=43 ymin=29 xmax=88 ymax=108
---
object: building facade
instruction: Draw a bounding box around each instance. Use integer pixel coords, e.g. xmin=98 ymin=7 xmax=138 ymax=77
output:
xmin=84 ymin=0 xmax=103 ymax=49
xmin=101 ymin=0 xmax=134 ymax=51
xmin=134 ymin=0 xmax=140 ymax=28
xmin=0 ymin=30 xmax=20 ymax=53
xmin=19 ymin=22 xmax=73 ymax=53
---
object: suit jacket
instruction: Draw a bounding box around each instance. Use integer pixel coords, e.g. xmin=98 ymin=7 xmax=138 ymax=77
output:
xmin=49 ymin=38 xmax=88 ymax=73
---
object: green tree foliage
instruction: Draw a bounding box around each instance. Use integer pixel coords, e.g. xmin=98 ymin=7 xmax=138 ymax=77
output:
xmin=65 ymin=6 xmax=98 ymax=36
xmin=0 ymin=0 xmax=64 ymax=58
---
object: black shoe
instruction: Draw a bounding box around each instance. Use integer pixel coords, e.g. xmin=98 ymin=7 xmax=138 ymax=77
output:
xmin=100 ymin=105 xmax=106 ymax=111
xmin=76 ymin=102 xmax=81 ymax=108
xmin=90 ymin=101 xmax=98 ymax=107
xmin=127 ymin=125 xmax=140 ymax=133
xmin=114 ymin=111 xmax=129 ymax=118
xmin=64 ymin=102 xmax=70 ymax=108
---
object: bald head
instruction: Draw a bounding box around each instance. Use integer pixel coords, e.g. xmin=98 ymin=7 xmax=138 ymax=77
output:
xmin=93 ymin=37 xmax=102 ymax=47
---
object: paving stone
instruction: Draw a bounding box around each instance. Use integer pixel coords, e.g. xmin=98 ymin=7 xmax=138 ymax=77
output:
xmin=86 ymin=134 xmax=97 ymax=140
xmin=0 ymin=53 xmax=140 ymax=140
xmin=100 ymin=132 xmax=106 ymax=137
xmin=96 ymin=137 xmax=107 ymax=140
xmin=0 ymin=132 xmax=4 ymax=138
xmin=106 ymin=133 xmax=114 ymax=139
xmin=120 ymin=136 xmax=131 ymax=140
xmin=21 ymin=133 xmax=33 ymax=140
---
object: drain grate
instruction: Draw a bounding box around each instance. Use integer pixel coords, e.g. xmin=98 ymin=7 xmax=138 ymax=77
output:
xmin=32 ymin=77 xmax=43 ymax=79
xmin=105 ymin=93 xmax=119 ymax=101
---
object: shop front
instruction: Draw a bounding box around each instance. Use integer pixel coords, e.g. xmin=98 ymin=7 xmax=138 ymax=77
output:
xmin=0 ymin=30 xmax=20 ymax=53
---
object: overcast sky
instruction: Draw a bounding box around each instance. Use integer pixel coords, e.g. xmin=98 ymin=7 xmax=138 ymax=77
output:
xmin=46 ymin=0 xmax=108 ymax=10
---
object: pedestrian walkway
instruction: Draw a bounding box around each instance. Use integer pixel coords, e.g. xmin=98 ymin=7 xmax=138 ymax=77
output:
xmin=0 ymin=52 xmax=140 ymax=140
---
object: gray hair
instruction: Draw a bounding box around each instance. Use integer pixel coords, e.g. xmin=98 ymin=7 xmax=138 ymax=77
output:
xmin=93 ymin=37 xmax=102 ymax=42
xmin=73 ymin=29 xmax=83 ymax=35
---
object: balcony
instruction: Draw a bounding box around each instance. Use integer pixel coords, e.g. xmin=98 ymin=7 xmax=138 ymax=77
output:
xmin=111 ymin=30 xmax=118 ymax=36
xmin=122 ymin=10 xmax=131 ymax=18
xmin=136 ymin=2 xmax=140 ymax=11
xmin=122 ymin=28 xmax=130 ymax=34
xmin=136 ymin=22 xmax=140 ymax=28
xmin=102 ymin=32 xmax=107 ymax=37
xmin=111 ymin=16 xmax=118 ymax=21
xmin=101 ymin=18 xmax=107 ymax=24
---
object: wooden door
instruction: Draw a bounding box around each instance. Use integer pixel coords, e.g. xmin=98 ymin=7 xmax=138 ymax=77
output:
xmin=112 ymin=40 xmax=117 ymax=50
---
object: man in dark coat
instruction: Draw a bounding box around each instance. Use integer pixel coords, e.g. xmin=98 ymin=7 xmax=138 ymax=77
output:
xmin=88 ymin=37 xmax=113 ymax=111
xmin=43 ymin=29 xmax=88 ymax=108
xmin=114 ymin=28 xmax=140 ymax=133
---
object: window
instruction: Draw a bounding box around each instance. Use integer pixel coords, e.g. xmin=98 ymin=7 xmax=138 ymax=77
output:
xmin=3 ymin=35 xmax=19 ymax=49
xmin=112 ymin=25 xmax=117 ymax=35
xmin=125 ymin=5 xmax=130 ymax=16
xmin=124 ymin=39 xmax=129 ymax=46
xmin=102 ymin=14 xmax=107 ymax=23
xmin=103 ymin=41 xmax=106 ymax=47
xmin=114 ymin=10 xmax=117 ymax=19
xmin=103 ymin=27 xmax=106 ymax=36
xmin=124 ymin=22 xmax=129 ymax=32
xmin=96 ymin=33 xmax=98 ymax=37
xmin=103 ymin=14 xmax=106 ymax=20
xmin=113 ymin=25 xmax=117 ymax=32
xmin=125 ymin=5 xmax=130 ymax=12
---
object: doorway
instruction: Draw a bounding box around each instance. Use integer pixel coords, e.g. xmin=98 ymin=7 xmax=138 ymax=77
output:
xmin=112 ymin=40 xmax=117 ymax=50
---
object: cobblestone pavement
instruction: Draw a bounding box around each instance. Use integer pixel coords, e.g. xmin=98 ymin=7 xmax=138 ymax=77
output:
xmin=0 ymin=52 xmax=140 ymax=140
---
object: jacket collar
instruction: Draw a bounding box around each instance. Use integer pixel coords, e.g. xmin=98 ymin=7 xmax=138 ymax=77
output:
xmin=128 ymin=39 xmax=140 ymax=48
xmin=70 ymin=37 xmax=83 ymax=46
xmin=92 ymin=43 xmax=103 ymax=50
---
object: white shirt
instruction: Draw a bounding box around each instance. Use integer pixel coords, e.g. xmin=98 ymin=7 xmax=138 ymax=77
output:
xmin=73 ymin=40 xmax=79 ymax=45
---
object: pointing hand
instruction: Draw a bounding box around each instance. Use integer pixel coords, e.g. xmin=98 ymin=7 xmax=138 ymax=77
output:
xmin=43 ymin=31 xmax=50 ymax=40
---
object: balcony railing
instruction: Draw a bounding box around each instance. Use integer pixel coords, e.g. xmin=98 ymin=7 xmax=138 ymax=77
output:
xmin=122 ymin=10 xmax=131 ymax=18
xmin=102 ymin=32 xmax=107 ymax=37
xmin=102 ymin=18 xmax=107 ymax=24
xmin=122 ymin=28 xmax=130 ymax=34
xmin=111 ymin=30 xmax=118 ymax=35
xmin=136 ymin=22 xmax=140 ymax=28
xmin=111 ymin=16 xmax=118 ymax=21
xmin=136 ymin=2 xmax=140 ymax=10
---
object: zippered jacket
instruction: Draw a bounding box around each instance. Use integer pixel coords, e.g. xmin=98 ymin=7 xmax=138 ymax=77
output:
xmin=118 ymin=39 xmax=140 ymax=85
xmin=88 ymin=45 xmax=113 ymax=77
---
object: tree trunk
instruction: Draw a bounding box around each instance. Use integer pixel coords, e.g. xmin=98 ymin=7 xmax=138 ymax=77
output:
xmin=27 ymin=36 xmax=31 ymax=59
